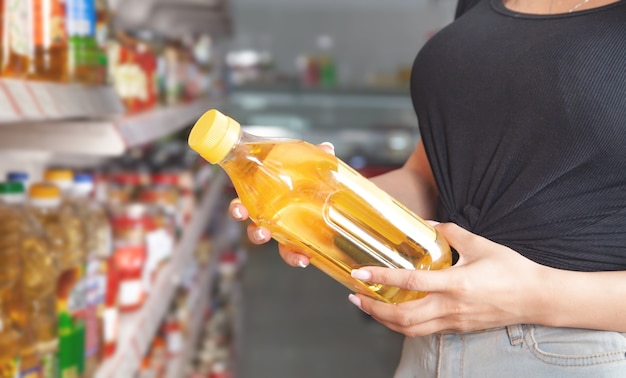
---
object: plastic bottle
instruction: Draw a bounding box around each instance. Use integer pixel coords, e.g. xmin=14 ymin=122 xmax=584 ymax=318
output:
xmin=67 ymin=0 xmax=98 ymax=84
xmin=0 ymin=0 xmax=4 ymax=73
xmin=2 ymin=182 xmax=56 ymax=377
xmin=188 ymin=110 xmax=452 ymax=304
xmin=30 ymin=0 xmax=70 ymax=82
xmin=0 ymin=186 xmax=24 ymax=375
xmin=94 ymin=0 xmax=109 ymax=84
xmin=7 ymin=171 xmax=31 ymax=191
xmin=2 ymin=0 xmax=32 ymax=77
xmin=72 ymin=173 xmax=110 ymax=378
xmin=101 ymin=258 xmax=119 ymax=360
xmin=35 ymin=171 xmax=87 ymax=377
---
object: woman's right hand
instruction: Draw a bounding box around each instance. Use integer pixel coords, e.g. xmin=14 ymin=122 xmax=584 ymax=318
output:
xmin=227 ymin=141 xmax=336 ymax=269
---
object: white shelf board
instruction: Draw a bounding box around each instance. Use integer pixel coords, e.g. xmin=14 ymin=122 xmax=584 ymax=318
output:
xmin=0 ymin=120 xmax=127 ymax=156
xmin=0 ymin=87 xmax=218 ymax=156
xmin=0 ymin=79 xmax=125 ymax=121
xmin=115 ymin=97 xmax=218 ymax=149
xmin=95 ymin=172 xmax=227 ymax=378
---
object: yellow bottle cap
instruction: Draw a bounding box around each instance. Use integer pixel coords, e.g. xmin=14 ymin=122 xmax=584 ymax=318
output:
xmin=188 ymin=109 xmax=241 ymax=164
xmin=29 ymin=183 xmax=61 ymax=199
xmin=44 ymin=169 xmax=73 ymax=182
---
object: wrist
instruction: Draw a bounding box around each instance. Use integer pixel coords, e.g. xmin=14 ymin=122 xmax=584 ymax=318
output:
xmin=518 ymin=262 xmax=558 ymax=326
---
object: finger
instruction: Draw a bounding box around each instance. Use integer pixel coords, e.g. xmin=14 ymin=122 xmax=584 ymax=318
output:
xmin=229 ymin=198 xmax=249 ymax=221
xmin=351 ymin=294 xmax=447 ymax=337
xmin=318 ymin=142 xmax=336 ymax=155
xmin=246 ymin=224 xmax=272 ymax=245
xmin=436 ymin=222 xmax=480 ymax=255
xmin=278 ymin=245 xmax=310 ymax=268
xmin=351 ymin=266 xmax=454 ymax=294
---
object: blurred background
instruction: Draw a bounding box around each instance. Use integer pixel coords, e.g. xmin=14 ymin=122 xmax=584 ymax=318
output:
xmin=0 ymin=0 xmax=456 ymax=377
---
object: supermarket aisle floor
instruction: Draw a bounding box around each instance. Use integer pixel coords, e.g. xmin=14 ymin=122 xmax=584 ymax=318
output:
xmin=238 ymin=241 xmax=405 ymax=378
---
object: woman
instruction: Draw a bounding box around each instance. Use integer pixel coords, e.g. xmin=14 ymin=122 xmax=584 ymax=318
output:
xmin=229 ymin=0 xmax=626 ymax=376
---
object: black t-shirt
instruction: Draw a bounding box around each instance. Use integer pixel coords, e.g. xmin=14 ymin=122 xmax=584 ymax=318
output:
xmin=411 ymin=0 xmax=626 ymax=271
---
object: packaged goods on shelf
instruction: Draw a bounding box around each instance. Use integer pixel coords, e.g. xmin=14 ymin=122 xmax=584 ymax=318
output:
xmin=0 ymin=181 xmax=52 ymax=377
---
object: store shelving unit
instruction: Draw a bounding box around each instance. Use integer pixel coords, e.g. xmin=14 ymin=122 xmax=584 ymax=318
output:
xmin=0 ymin=77 xmax=232 ymax=377
xmin=0 ymin=79 xmax=219 ymax=156
xmin=95 ymin=172 xmax=228 ymax=378
xmin=164 ymin=216 xmax=234 ymax=378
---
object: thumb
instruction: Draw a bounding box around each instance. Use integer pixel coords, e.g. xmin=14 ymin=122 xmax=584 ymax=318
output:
xmin=436 ymin=222 xmax=483 ymax=262
xmin=351 ymin=265 xmax=455 ymax=294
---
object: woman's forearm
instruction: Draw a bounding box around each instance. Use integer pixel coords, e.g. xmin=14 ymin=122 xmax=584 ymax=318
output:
xmin=533 ymin=267 xmax=626 ymax=332
xmin=370 ymin=166 xmax=439 ymax=220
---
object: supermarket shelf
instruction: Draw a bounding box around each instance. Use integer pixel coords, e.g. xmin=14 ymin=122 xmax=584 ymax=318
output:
xmin=0 ymin=79 xmax=124 ymax=122
xmin=0 ymin=120 xmax=128 ymax=156
xmin=165 ymin=221 xmax=234 ymax=378
xmin=230 ymin=84 xmax=412 ymax=110
xmin=0 ymin=79 xmax=218 ymax=156
xmin=115 ymin=97 xmax=219 ymax=149
xmin=95 ymin=172 xmax=228 ymax=378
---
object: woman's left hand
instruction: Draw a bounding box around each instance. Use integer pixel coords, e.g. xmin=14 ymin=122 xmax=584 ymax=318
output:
xmin=348 ymin=222 xmax=548 ymax=337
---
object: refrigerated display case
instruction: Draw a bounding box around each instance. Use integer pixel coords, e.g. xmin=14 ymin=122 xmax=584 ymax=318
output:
xmin=223 ymin=84 xmax=420 ymax=175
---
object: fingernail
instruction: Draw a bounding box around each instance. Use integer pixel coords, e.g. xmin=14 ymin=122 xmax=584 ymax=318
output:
xmin=348 ymin=294 xmax=362 ymax=308
xmin=232 ymin=206 xmax=243 ymax=220
xmin=426 ymin=220 xmax=440 ymax=226
xmin=351 ymin=269 xmax=372 ymax=280
xmin=254 ymin=228 xmax=266 ymax=242
xmin=320 ymin=142 xmax=335 ymax=151
xmin=296 ymin=259 xmax=308 ymax=268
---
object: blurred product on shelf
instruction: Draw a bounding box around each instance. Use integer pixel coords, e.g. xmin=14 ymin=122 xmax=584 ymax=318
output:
xmin=140 ymin=172 xmax=178 ymax=233
xmin=67 ymin=0 xmax=100 ymax=84
xmin=114 ymin=243 xmax=148 ymax=313
xmin=0 ymin=132 xmax=229 ymax=377
xmin=0 ymin=183 xmax=33 ymax=377
xmin=0 ymin=0 xmax=3 ymax=76
xmin=296 ymin=34 xmax=337 ymax=88
xmin=186 ymin=250 xmax=241 ymax=378
xmin=72 ymin=173 xmax=110 ymax=378
xmin=135 ymin=244 xmax=242 ymax=378
xmin=226 ymin=48 xmax=275 ymax=88
xmin=1 ymin=181 xmax=59 ymax=378
xmin=0 ymin=0 xmax=217 ymax=123
xmin=7 ymin=172 xmax=32 ymax=191
xmin=101 ymin=257 xmax=119 ymax=360
xmin=31 ymin=170 xmax=88 ymax=378
xmin=2 ymin=0 xmax=68 ymax=80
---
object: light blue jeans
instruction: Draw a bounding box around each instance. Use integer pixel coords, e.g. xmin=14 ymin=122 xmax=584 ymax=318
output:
xmin=394 ymin=325 xmax=626 ymax=377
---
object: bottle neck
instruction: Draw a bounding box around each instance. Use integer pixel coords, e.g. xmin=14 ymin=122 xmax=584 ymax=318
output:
xmin=218 ymin=129 xmax=272 ymax=166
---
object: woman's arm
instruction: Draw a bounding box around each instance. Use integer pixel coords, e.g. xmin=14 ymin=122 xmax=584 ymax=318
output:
xmin=370 ymin=140 xmax=439 ymax=220
xmin=537 ymin=267 xmax=626 ymax=332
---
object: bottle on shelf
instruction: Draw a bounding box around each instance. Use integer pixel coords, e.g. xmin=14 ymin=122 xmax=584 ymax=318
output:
xmin=110 ymin=203 xmax=152 ymax=313
xmin=2 ymin=0 xmax=32 ymax=78
xmin=7 ymin=181 xmax=59 ymax=378
xmin=67 ymin=0 xmax=98 ymax=84
xmin=7 ymin=171 xmax=31 ymax=190
xmin=72 ymin=173 xmax=111 ymax=378
xmin=188 ymin=110 xmax=453 ymax=304
xmin=0 ymin=0 xmax=4 ymax=74
xmin=0 ymin=185 xmax=25 ymax=376
xmin=3 ymin=0 xmax=69 ymax=80
xmin=38 ymin=169 xmax=88 ymax=377
xmin=101 ymin=257 xmax=119 ymax=360
xmin=31 ymin=0 xmax=70 ymax=82
xmin=94 ymin=0 xmax=110 ymax=84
